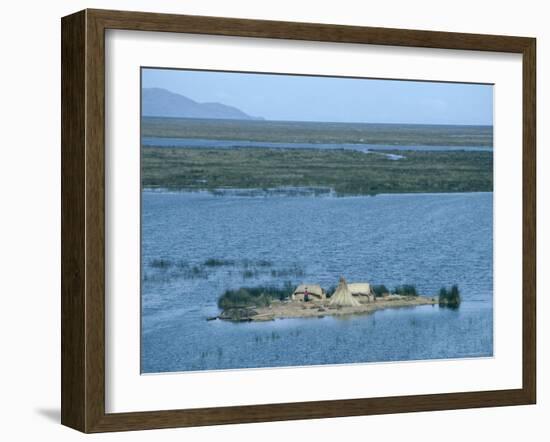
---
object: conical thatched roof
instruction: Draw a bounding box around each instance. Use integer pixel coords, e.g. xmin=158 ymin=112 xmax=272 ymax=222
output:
xmin=329 ymin=277 xmax=360 ymax=307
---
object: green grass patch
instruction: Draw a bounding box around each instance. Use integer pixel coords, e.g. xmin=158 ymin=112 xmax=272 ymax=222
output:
xmin=218 ymin=283 xmax=294 ymax=309
xmin=142 ymin=117 xmax=493 ymax=147
xmin=439 ymin=285 xmax=461 ymax=308
xmin=372 ymin=284 xmax=390 ymax=297
xmin=203 ymin=258 xmax=235 ymax=267
xmin=394 ymin=284 xmax=418 ymax=297
xmin=142 ymin=146 xmax=493 ymax=196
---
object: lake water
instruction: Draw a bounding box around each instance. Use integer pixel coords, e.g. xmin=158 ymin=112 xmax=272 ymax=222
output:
xmin=141 ymin=191 xmax=493 ymax=373
xmin=142 ymin=136 xmax=492 ymax=153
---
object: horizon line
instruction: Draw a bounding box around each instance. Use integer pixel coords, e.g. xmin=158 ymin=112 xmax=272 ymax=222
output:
xmin=141 ymin=114 xmax=494 ymax=128
xmin=141 ymin=86 xmax=493 ymax=126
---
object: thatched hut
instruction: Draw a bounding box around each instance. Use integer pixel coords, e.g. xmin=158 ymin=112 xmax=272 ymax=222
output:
xmin=329 ymin=277 xmax=361 ymax=307
xmin=348 ymin=283 xmax=375 ymax=303
xmin=292 ymin=284 xmax=325 ymax=301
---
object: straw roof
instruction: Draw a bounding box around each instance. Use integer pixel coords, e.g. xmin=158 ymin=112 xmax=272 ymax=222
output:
xmin=293 ymin=284 xmax=324 ymax=297
xmin=329 ymin=277 xmax=361 ymax=307
xmin=293 ymin=284 xmax=325 ymax=300
xmin=348 ymin=283 xmax=372 ymax=296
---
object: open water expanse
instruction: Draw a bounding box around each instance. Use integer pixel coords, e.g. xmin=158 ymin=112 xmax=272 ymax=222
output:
xmin=142 ymin=136 xmax=492 ymax=152
xmin=141 ymin=191 xmax=493 ymax=373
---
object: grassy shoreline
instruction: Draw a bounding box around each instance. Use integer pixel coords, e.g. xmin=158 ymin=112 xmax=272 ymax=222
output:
xmin=142 ymin=146 xmax=492 ymax=196
xmin=215 ymin=283 xmax=461 ymax=322
xmin=216 ymin=294 xmax=440 ymax=322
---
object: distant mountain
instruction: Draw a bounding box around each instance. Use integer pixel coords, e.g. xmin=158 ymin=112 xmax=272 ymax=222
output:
xmin=142 ymin=88 xmax=263 ymax=120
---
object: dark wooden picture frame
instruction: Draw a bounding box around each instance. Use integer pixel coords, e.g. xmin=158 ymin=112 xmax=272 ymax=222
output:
xmin=61 ymin=8 xmax=536 ymax=433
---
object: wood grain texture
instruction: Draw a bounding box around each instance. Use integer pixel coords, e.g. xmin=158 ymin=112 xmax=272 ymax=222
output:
xmin=84 ymin=9 xmax=107 ymax=433
xmin=61 ymin=10 xmax=86 ymax=432
xmin=61 ymin=8 xmax=537 ymax=433
xmin=522 ymin=38 xmax=537 ymax=404
xmin=89 ymin=8 xmax=533 ymax=52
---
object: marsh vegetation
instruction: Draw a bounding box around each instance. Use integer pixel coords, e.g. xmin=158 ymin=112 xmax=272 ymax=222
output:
xmin=216 ymin=282 xmax=457 ymax=312
xmin=372 ymin=285 xmax=390 ymax=297
xmin=142 ymin=117 xmax=493 ymax=147
xmin=142 ymin=146 xmax=492 ymax=195
xmin=393 ymin=285 xmax=419 ymax=297
xmin=144 ymin=257 xmax=305 ymax=283
xmin=217 ymin=283 xmax=295 ymax=309
xmin=438 ymin=285 xmax=462 ymax=308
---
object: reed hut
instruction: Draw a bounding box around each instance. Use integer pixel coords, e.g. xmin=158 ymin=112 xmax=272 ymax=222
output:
xmin=329 ymin=277 xmax=361 ymax=307
xmin=348 ymin=283 xmax=375 ymax=303
xmin=292 ymin=284 xmax=325 ymax=301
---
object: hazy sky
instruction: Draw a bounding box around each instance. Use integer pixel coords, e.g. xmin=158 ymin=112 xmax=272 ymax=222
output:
xmin=142 ymin=68 xmax=493 ymax=125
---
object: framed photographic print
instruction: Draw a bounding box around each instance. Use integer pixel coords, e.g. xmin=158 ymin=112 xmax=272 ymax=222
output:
xmin=61 ymin=9 xmax=536 ymax=433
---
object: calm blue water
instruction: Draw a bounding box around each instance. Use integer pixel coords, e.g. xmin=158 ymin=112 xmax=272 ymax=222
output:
xmin=141 ymin=191 xmax=493 ymax=373
xmin=142 ymin=136 xmax=492 ymax=153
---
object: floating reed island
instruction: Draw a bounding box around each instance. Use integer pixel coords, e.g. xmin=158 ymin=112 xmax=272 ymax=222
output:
xmin=213 ymin=277 xmax=461 ymax=322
